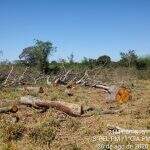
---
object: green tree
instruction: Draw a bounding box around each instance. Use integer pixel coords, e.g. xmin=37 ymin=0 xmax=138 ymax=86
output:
xmin=120 ymin=50 xmax=138 ymax=67
xmin=136 ymin=59 xmax=147 ymax=70
xmin=19 ymin=46 xmax=36 ymax=65
xmin=68 ymin=52 xmax=74 ymax=63
xmin=136 ymin=56 xmax=150 ymax=70
xmin=19 ymin=40 xmax=56 ymax=74
xmin=81 ymin=57 xmax=89 ymax=65
xmin=96 ymin=55 xmax=111 ymax=66
xmin=48 ymin=61 xmax=60 ymax=74
xmin=81 ymin=57 xmax=97 ymax=69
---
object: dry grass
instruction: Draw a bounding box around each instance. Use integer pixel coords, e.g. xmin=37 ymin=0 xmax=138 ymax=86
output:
xmin=0 ymin=79 xmax=149 ymax=150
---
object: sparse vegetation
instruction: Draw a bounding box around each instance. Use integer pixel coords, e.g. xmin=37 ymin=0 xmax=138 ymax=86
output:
xmin=0 ymin=42 xmax=149 ymax=150
xmin=29 ymin=126 xmax=56 ymax=146
xmin=0 ymin=120 xmax=25 ymax=142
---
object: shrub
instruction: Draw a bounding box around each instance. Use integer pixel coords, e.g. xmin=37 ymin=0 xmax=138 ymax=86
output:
xmin=96 ymin=55 xmax=111 ymax=66
xmin=136 ymin=59 xmax=147 ymax=70
xmin=48 ymin=63 xmax=60 ymax=75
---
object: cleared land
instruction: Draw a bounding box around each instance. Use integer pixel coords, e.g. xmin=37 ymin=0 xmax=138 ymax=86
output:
xmin=0 ymin=78 xmax=149 ymax=150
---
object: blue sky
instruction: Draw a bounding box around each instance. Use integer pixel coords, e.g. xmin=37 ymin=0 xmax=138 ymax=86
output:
xmin=0 ymin=0 xmax=150 ymax=61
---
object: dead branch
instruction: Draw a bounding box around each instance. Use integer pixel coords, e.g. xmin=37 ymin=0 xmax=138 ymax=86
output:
xmin=2 ymin=66 xmax=14 ymax=86
xmin=84 ymin=107 xmax=122 ymax=115
xmin=18 ymin=67 xmax=29 ymax=84
xmin=76 ymin=70 xmax=88 ymax=84
xmin=101 ymin=109 xmax=122 ymax=115
xmin=61 ymin=70 xmax=71 ymax=83
xmin=46 ymin=76 xmax=51 ymax=85
xmin=53 ymin=70 xmax=72 ymax=85
xmin=10 ymin=66 xmax=29 ymax=85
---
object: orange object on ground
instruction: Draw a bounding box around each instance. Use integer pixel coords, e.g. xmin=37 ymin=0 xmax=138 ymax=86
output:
xmin=116 ymin=86 xmax=132 ymax=104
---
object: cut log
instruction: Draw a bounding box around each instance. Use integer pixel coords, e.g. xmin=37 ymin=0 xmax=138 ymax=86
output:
xmin=0 ymin=105 xmax=18 ymax=114
xmin=19 ymin=96 xmax=83 ymax=117
xmin=115 ymin=86 xmax=132 ymax=104
xmin=92 ymin=84 xmax=132 ymax=103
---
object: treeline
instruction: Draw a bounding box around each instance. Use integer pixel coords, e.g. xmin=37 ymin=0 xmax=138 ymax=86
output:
xmin=0 ymin=40 xmax=150 ymax=75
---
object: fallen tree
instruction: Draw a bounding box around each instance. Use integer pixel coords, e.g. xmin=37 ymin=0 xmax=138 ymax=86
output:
xmin=0 ymin=66 xmax=132 ymax=104
xmin=0 ymin=97 xmax=123 ymax=117
xmin=85 ymin=83 xmax=132 ymax=103
xmin=50 ymin=70 xmax=132 ymax=103
xmin=19 ymin=96 xmax=83 ymax=117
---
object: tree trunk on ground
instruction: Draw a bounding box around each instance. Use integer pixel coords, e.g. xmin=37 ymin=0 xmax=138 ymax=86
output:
xmin=19 ymin=96 xmax=83 ymax=117
xmin=86 ymin=84 xmax=132 ymax=103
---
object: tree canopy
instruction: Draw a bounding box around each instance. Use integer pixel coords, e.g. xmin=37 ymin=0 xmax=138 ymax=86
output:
xmin=97 ymin=55 xmax=111 ymax=66
xmin=120 ymin=50 xmax=138 ymax=67
xmin=19 ymin=40 xmax=56 ymax=74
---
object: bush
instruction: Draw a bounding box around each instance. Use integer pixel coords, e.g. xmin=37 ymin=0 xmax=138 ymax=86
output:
xmin=96 ymin=55 xmax=111 ymax=66
xmin=48 ymin=63 xmax=60 ymax=74
xmin=136 ymin=59 xmax=147 ymax=70
xmin=137 ymin=69 xmax=150 ymax=80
